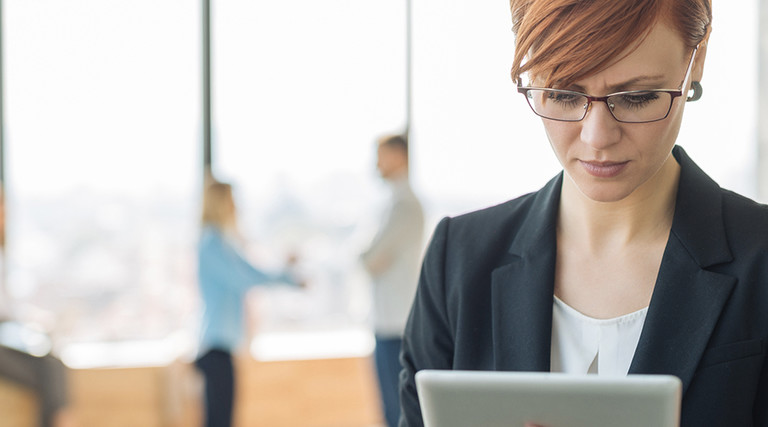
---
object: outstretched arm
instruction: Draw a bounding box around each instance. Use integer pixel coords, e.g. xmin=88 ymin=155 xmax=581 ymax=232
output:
xmin=199 ymin=230 xmax=296 ymax=292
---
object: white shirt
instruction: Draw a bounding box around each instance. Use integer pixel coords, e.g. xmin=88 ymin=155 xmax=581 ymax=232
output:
xmin=550 ymin=296 xmax=648 ymax=376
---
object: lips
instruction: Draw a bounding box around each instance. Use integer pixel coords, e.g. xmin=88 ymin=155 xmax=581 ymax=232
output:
xmin=579 ymin=160 xmax=629 ymax=178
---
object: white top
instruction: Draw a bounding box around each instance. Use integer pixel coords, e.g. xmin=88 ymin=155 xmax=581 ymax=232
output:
xmin=550 ymin=296 xmax=648 ymax=376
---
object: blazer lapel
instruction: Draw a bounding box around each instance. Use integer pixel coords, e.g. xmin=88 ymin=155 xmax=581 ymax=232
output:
xmin=629 ymin=146 xmax=736 ymax=394
xmin=628 ymin=234 xmax=735 ymax=392
xmin=491 ymin=174 xmax=562 ymax=372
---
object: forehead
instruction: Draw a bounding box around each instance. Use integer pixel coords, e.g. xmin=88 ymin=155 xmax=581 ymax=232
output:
xmin=535 ymin=23 xmax=689 ymax=88
xmin=620 ymin=24 xmax=686 ymax=68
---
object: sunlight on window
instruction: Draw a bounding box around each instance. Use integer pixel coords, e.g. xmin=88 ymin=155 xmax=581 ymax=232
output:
xmin=212 ymin=0 xmax=407 ymax=359
xmin=5 ymin=0 xmax=200 ymax=366
xmin=1 ymin=0 xmax=759 ymax=366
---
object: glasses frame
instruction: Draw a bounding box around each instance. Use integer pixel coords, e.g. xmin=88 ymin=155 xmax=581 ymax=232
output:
xmin=516 ymin=45 xmax=699 ymax=124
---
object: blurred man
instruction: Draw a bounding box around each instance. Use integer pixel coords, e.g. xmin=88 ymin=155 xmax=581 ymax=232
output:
xmin=360 ymin=134 xmax=424 ymax=427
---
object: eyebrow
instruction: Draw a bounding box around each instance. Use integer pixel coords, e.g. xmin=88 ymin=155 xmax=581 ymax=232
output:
xmin=569 ymin=74 xmax=669 ymax=93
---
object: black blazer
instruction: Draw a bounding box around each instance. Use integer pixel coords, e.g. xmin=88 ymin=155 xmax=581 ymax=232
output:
xmin=399 ymin=146 xmax=768 ymax=426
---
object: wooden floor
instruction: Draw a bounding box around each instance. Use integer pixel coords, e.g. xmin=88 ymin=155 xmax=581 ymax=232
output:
xmin=235 ymin=357 xmax=383 ymax=427
xmin=64 ymin=356 xmax=384 ymax=427
xmin=0 ymin=378 xmax=39 ymax=427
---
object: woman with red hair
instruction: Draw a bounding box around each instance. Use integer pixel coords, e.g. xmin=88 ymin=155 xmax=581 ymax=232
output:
xmin=398 ymin=0 xmax=768 ymax=425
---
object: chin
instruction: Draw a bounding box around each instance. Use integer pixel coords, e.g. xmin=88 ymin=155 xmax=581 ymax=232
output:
xmin=573 ymin=180 xmax=637 ymax=203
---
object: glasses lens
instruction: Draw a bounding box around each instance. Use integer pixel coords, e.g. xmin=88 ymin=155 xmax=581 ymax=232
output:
xmin=525 ymin=89 xmax=587 ymax=121
xmin=608 ymin=91 xmax=673 ymax=123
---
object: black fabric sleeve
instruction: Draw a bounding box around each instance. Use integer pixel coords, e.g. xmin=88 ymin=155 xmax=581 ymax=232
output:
xmin=398 ymin=217 xmax=455 ymax=427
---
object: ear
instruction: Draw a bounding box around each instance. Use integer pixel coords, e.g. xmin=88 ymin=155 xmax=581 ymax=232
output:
xmin=691 ymin=40 xmax=708 ymax=82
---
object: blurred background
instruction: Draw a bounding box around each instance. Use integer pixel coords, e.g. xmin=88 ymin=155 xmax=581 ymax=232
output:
xmin=0 ymin=0 xmax=764 ymax=426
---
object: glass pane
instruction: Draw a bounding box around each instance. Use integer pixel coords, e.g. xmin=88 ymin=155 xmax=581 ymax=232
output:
xmin=677 ymin=1 xmax=759 ymax=198
xmin=5 ymin=0 xmax=200 ymax=366
xmin=528 ymin=90 xmax=587 ymax=121
xmin=610 ymin=92 xmax=673 ymax=123
xmin=213 ymin=0 xmax=406 ymax=360
xmin=411 ymin=0 xmax=561 ymax=219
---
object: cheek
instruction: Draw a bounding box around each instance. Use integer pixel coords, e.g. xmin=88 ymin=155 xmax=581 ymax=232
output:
xmin=663 ymin=103 xmax=686 ymax=144
xmin=636 ymin=104 xmax=685 ymax=155
xmin=541 ymin=120 xmax=577 ymax=157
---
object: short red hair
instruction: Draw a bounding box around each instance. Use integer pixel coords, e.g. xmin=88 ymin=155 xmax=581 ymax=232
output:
xmin=509 ymin=0 xmax=712 ymax=87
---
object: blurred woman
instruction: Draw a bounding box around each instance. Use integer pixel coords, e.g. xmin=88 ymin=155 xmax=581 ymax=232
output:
xmin=196 ymin=179 xmax=298 ymax=427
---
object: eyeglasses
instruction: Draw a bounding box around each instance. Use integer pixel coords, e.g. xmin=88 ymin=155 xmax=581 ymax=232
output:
xmin=516 ymin=46 xmax=698 ymax=123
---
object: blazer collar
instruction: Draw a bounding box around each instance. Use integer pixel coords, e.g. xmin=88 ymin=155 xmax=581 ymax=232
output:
xmin=491 ymin=146 xmax=736 ymax=388
xmin=629 ymin=146 xmax=735 ymax=394
xmin=666 ymin=145 xmax=732 ymax=267
xmin=492 ymin=173 xmax=562 ymax=372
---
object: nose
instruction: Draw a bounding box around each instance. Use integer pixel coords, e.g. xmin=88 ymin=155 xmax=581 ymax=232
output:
xmin=579 ymin=100 xmax=621 ymax=150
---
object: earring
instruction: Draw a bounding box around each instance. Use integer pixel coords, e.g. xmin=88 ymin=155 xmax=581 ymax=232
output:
xmin=687 ymin=81 xmax=703 ymax=102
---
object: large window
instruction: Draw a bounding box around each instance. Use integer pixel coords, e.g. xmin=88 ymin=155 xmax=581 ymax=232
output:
xmin=211 ymin=0 xmax=760 ymax=361
xmin=5 ymin=0 xmax=200 ymax=366
xmin=1 ymin=1 xmax=760 ymax=366
xmin=211 ymin=0 xmax=407 ymax=360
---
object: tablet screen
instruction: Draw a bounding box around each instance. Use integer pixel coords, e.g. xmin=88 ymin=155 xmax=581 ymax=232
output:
xmin=415 ymin=370 xmax=681 ymax=427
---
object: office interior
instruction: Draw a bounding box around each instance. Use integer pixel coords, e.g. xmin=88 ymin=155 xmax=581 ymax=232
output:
xmin=0 ymin=1 xmax=766 ymax=426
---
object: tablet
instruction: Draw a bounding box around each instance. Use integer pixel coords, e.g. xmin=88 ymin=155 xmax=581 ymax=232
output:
xmin=415 ymin=369 xmax=682 ymax=427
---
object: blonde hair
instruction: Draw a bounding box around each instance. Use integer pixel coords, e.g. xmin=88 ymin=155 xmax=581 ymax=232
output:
xmin=202 ymin=180 xmax=237 ymax=231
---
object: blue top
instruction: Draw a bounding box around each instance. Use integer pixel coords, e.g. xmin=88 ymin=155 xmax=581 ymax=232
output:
xmin=197 ymin=225 xmax=294 ymax=355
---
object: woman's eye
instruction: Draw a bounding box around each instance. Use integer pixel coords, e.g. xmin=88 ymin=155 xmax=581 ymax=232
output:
xmin=548 ymin=92 xmax=580 ymax=105
xmin=551 ymin=94 xmax=575 ymax=101
xmin=617 ymin=92 xmax=660 ymax=108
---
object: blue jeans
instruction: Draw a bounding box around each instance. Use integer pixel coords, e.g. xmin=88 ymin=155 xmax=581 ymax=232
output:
xmin=374 ymin=336 xmax=403 ymax=427
xmin=195 ymin=349 xmax=234 ymax=427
